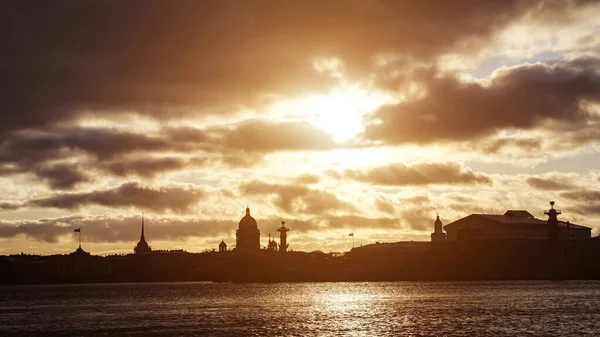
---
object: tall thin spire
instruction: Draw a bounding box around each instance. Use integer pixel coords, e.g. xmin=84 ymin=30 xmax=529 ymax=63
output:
xmin=141 ymin=212 xmax=145 ymax=240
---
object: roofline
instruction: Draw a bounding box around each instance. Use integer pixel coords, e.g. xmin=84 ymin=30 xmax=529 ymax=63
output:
xmin=443 ymin=213 xmax=591 ymax=230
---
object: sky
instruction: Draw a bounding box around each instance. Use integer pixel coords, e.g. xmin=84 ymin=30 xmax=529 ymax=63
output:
xmin=1 ymin=0 xmax=600 ymax=255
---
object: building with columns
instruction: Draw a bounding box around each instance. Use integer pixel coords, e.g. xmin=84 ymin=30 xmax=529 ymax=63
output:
xmin=443 ymin=203 xmax=591 ymax=241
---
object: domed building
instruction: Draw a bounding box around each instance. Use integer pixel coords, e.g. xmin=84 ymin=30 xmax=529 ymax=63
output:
xmin=219 ymin=239 xmax=227 ymax=252
xmin=236 ymin=207 xmax=260 ymax=252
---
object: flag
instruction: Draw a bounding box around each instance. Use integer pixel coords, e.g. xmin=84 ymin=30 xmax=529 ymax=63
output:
xmin=74 ymin=228 xmax=81 ymax=232
xmin=348 ymin=233 xmax=354 ymax=237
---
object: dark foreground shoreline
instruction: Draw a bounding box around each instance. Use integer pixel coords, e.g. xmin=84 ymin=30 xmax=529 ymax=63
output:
xmin=3 ymin=239 xmax=600 ymax=285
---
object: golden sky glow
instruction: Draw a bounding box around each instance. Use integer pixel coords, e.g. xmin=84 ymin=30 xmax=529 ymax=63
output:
xmin=1 ymin=1 xmax=600 ymax=255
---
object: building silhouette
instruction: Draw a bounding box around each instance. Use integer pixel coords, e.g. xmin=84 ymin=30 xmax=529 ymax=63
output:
xmin=546 ymin=201 xmax=561 ymax=242
xmin=219 ymin=240 xmax=227 ymax=252
xmin=277 ymin=221 xmax=289 ymax=253
xmin=236 ymin=207 xmax=260 ymax=252
xmin=443 ymin=204 xmax=591 ymax=241
xmin=430 ymin=214 xmax=446 ymax=242
xmin=134 ymin=214 xmax=152 ymax=254
xmin=267 ymin=234 xmax=278 ymax=251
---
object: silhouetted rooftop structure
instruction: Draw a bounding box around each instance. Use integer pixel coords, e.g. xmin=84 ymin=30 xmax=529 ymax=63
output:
xmin=444 ymin=204 xmax=591 ymax=241
xmin=134 ymin=214 xmax=152 ymax=254
xmin=239 ymin=206 xmax=258 ymax=230
xmin=70 ymin=247 xmax=91 ymax=257
xmin=236 ymin=207 xmax=260 ymax=252
xmin=431 ymin=214 xmax=446 ymax=242
xmin=277 ymin=221 xmax=289 ymax=253
xmin=504 ymin=210 xmax=534 ymax=218
xmin=219 ymin=239 xmax=227 ymax=252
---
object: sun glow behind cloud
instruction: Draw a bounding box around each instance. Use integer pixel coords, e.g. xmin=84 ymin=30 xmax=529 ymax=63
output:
xmin=270 ymin=84 xmax=392 ymax=142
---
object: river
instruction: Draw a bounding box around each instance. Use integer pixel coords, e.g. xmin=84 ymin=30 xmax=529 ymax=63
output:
xmin=1 ymin=281 xmax=600 ymax=336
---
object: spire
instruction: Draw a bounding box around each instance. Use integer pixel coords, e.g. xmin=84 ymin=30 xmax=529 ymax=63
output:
xmin=141 ymin=212 xmax=145 ymax=240
xmin=246 ymin=206 xmax=250 ymax=216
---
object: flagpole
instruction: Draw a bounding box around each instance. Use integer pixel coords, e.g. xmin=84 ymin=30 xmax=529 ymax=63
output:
xmin=352 ymin=234 xmax=354 ymax=249
xmin=79 ymin=230 xmax=81 ymax=249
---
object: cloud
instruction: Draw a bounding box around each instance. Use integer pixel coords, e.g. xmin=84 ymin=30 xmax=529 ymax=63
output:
xmin=0 ymin=201 xmax=23 ymax=211
xmin=554 ymin=188 xmax=600 ymax=216
xmin=365 ymin=58 xmax=600 ymax=145
xmin=0 ymin=215 xmax=236 ymax=244
xmin=210 ymin=119 xmax=336 ymax=152
xmin=375 ymin=197 xmax=395 ymax=214
xmin=2 ymin=1 xmax=589 ymax=132
xmin=561 ymin=189 xmax=600 ymax=203
xmin=0 ymin=128 xmax=174 ymax=188
xmin=3 ymin=128 xmax=176 ymax=160
xmin=321 ymin=215 xmax=402 ymax=230
xmin=240 ymin=180 xmax=354 ymax=214
xmin=0 ymin=120 xmax=336 ymax=188
xmin=344 ymin=162 xmax=491 ymax=186
xmin=526 ymin=176 xmax=577 ymax=191
xmin=293 ymin=174 xmax=321 ymax=185
xmin=477 ymin=137 xmax=542 ymax=155
xmin=100 ymin=157 xmax=202 ymax=178
xmin=29 ymin=182 xmax=205 ymax=213
xmin=30 ymin=163 xmax=90 ymax=190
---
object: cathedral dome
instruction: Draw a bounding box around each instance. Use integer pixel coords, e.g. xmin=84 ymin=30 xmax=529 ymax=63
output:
xmin=239 ymin=207 xmax=257 ymax=230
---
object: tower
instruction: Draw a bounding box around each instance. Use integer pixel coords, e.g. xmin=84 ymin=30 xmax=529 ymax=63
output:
xmin=545 ymin=201 xmax=561 ymax=242
xmin=431 ymin=214 xmax=447 ymax=242
xmin=134 ymin=213 xmax=152 ymax=254
xmin=277 ymin=221 xmax=289 ymax=253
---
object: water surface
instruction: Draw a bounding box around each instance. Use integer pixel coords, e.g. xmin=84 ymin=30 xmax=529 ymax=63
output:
xmin=1 ymin=281 xmax=599 ymax=336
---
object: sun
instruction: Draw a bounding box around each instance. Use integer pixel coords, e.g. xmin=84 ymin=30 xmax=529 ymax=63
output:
xmin=271 ymin=84 xmax=389 ymax=143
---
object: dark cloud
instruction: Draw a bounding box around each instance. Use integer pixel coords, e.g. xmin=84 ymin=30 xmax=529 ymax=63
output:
xmin=0 ymin=127 xmax=177 ymax=168
xmin=31 ymin=163 xmax=89 ymax=190
xmin=240 ymin=180 xmax=354 ymax=214
xmin=100 ymin=157 xmax=201 ymax=178
xmin=555 ymin=189 xmax=600 ymax=217
xmin=30 ymin=182 xmax=205 ymax=213
xmin=478 ymin=137 xmax=542 ymax=155
xmin=526 ymin=176 xmax=577 ymax=191
xmin=365 ymin=58 xmax=600 ymax=145
xmin=0 ymin=120 xmax=336 ymax=188
xmin=0 ymin=201 xmax=23 ymax=211
xmin=0 ymin=215 xmax=236 ymax=244
xmin=2 ymin=0 xmax=587 ymax=132
xmin=344 ymin=162 xmax=491 ymax=186
xmin=561 ymin=189 xmax=600 ymax=203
